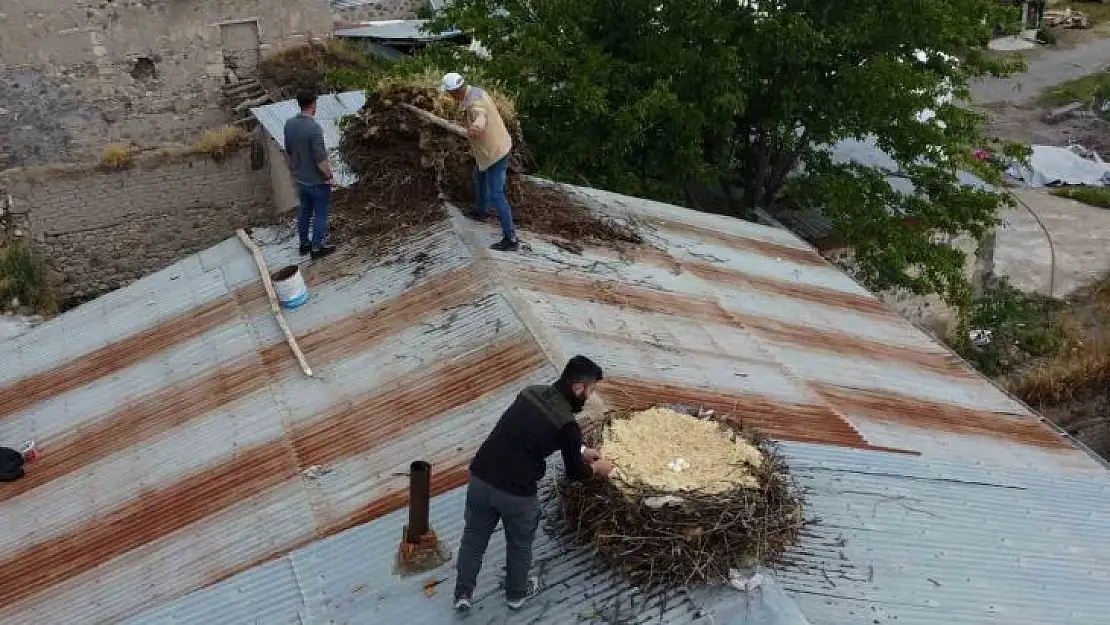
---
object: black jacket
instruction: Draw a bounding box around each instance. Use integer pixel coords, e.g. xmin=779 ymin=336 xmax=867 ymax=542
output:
xmin=469 ymin=384 xmax=593 ymax=497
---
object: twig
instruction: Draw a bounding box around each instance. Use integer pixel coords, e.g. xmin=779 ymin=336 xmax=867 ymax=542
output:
xmin=236 ymin=229 xmax=313 ymax=377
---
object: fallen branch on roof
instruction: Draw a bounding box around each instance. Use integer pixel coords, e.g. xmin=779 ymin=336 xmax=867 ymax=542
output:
xmin=236 ymin=228 xmax=314 ymax=377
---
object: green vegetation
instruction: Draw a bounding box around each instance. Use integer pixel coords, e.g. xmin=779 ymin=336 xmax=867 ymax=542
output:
xmin=1039 ymin=71 xmax=1110 ymax=106
xmin=0 ymin=245 xmax=57 ymax=315
xmin=1050 ymin=186 xmax=1110 ymax=209
xmin=423 ymin=0 xmax=1023 ymax=308
xmin=1035 ymin=26 xmax=1057 ymax=46
xmin=953 ymin=280 xmax=1067 ymax=377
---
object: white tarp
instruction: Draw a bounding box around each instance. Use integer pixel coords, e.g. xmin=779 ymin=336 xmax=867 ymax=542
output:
xmin=1009 ymin=144 xmax=1110 ymax=188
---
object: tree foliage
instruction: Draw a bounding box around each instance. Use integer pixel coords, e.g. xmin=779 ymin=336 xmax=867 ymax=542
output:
xmin=424 ymin=0 xmax=1024 ymax=306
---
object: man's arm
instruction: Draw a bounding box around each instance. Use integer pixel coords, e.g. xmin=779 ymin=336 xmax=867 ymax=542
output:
xmin=557 ymin=422 xmax=614 ymax=481
xmin=311 ymin=127 xmax=334 ymax=182
xmin=466 ymin=101 xmax=488 ymax=139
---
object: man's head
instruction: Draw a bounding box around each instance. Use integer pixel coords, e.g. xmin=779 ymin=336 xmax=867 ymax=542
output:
xmin=296 ymin=89 xmax=318 ymax=116
xmin=442 ymin=72 xmax=467 ymax=101
xmin=558 ymin=355 xmax=603 ymax=412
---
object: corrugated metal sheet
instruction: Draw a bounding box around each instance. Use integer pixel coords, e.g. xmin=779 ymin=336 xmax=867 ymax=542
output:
xmin=1 ymin=183 xmax=1107 ymax=623
xmin=334 ymin=20 xmax=463 ymax=41
xmin=332 ymin=0 xmax=448 ymax=11
xmin=250 ymin=91 xmax=366 ymax=187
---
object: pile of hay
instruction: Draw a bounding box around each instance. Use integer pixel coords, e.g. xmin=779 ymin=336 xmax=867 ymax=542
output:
xmin=556 ymin=406 xmax=805 ymax=590
xmin=334 ymin=71 xmax=642 ymax=250
xmin=258 ymin=41 xmax=381 ymax=98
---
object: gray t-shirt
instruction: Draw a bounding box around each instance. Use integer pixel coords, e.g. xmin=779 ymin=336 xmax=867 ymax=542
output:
xmin=283 ymin=114 xmax=328 ymax=186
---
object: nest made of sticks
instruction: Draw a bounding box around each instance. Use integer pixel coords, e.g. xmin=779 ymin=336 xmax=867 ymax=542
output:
xmin=553 ymin=406 xmax=805 ymax=591
xmin=334 ymin=75 xmax=642 ymax=251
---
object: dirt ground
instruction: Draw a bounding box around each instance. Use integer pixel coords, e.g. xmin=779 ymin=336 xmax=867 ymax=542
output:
xmin=972 ymin=20 xmax=1110 ymax=461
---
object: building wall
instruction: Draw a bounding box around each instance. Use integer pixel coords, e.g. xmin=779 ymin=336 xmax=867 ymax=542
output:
xmin=0 ymin=0 xmax=333 ymax=168
xmin=0 ymin=147 xmax=276 ymax=305
xmin=333 ymin=0 xmax=426 ymax=23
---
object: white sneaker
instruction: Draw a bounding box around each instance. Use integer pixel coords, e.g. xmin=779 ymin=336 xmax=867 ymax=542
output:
xmin=506 ymin=576 xmax=540 ymax=610
xmin=453 ymin=596 xmax=471 ymax=612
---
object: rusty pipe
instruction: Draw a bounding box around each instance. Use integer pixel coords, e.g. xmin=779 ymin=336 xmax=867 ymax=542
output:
xmin=406 ymin=460 xmax=431 ymax=543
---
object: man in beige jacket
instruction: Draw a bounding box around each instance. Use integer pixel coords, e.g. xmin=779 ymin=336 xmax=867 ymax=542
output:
xmin=443 ymin=72 xmax=518 ymax=252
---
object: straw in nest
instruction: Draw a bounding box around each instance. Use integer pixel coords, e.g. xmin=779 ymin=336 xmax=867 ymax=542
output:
xmin=553 ymin=406 xmax=805 ymax=590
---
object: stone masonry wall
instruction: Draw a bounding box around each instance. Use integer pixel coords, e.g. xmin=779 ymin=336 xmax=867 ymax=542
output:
xmin=0 ymin=0 xmax=333 ymax=168
xmin=0 ymin=147 xmax=275 ymax=305
xmin=333 ymin=0 xmax=426 ymax=23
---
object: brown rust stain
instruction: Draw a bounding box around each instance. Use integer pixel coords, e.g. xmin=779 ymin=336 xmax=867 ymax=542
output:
xmin=608 ymin=245 xmax=893 ymax=317
xmin=815 ymin=384 xmax=1076 ymax=450
xmin=729 ymin=309 xmax=974 ymax=379
xmin=600 ymin=376 xmax=875 ymax=450
xmin=0 ymin=253 xmax=365 ymax=424
xmin=510 ymin=268 xmax=735 ymax=327
xmin=0 ymin=442 xmax=299 ymax=609
xmin=0 ymin=266 xmax=489 ymax=505
xmin=291 ymin=335 xmax=548 ymax=469
xmin=653 ymin=217 xmax=827 ymax=267
xmin=512 ymin=267 xmax=972 ymax=379
xmin=322 ymin=462 xmax=473 ymax=537
xmin=202 ymin=461 xmax=472 ymax=591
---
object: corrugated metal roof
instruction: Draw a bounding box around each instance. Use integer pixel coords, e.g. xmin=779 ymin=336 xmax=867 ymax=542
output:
xmin=250 ymin=91 xmax=366 ymax=187
xmin=332 ymin=0 xmax=448 ymax=11
xmin=334 ymin=20 xmax=463 ymax=41
xmin=1 ymin=185 xmax=1107 ymax=623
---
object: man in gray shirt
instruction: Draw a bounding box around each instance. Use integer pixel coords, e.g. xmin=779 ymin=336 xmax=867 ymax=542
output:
xmin=284 ymin=90 xmax=336 ymax=260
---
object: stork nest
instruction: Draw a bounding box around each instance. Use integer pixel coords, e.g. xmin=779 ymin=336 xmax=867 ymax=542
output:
xmin=334 ymin=79 xmax=642 ymax=252
xmin=553 ymin=406 xmax=805 ymax=590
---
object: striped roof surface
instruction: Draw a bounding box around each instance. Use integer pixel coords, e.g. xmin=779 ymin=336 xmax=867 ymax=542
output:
xmin=0 ymin=184 xmax=1107 ymax=624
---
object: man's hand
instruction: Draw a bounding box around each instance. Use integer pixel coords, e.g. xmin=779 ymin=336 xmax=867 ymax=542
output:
xmin=583 ymin=448 xmax=602 ymax=464
xmin=591 ymin=458 xmax=614 ymax=478
xmin=467 ymin=126 xmax=481 ymax=139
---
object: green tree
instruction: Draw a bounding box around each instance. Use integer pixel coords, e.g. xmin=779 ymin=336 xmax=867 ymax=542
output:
xmin=426 ymin=0 xmax=1024 ymax=307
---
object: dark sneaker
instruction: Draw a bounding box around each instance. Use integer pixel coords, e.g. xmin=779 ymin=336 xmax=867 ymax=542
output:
xmin=453 ymin=595 xmax=472 ymax=612
xmin=506 ymin=576 xmax=540 ymax=610
xmin=490 ymin=237 xmax=519 ymax=252
xmin=299 ymin=244 xmax=312 ymax=256
xmin=310 ymin=245 xmax=336 ymax=260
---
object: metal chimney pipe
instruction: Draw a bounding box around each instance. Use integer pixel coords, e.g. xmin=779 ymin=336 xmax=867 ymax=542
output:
xmin=406 ymin=460 xmax=431 ymax=543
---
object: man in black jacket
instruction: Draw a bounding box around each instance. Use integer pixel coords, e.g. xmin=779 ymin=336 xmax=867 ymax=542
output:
xmin=453 ymin=355 xmax=613 ymax=612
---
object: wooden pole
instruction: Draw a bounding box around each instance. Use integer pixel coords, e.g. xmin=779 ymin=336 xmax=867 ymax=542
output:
xmin=236 ymin=229 xmax=314 ymax=377
xmin=399 ymin=103 xmax=468 ymax=139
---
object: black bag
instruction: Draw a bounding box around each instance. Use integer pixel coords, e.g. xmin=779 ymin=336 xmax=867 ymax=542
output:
xmin=0 ymin=447 xmax=25 ymax=482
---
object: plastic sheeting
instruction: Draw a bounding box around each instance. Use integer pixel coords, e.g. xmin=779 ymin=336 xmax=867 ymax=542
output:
xmin=1009 ymin=145 xmax=1110 ymax=188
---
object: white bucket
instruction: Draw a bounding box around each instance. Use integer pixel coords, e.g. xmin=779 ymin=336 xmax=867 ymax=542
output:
xmin=272 ymin=265 xmax=309 ymax=309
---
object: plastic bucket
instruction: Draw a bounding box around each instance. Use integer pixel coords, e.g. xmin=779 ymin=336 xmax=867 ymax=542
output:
xmin=272 ymin=265 xmax=309 ymax=309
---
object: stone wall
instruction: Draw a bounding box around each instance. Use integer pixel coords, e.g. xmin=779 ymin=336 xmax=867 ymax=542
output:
xmin=0 ymin=0 xmax=333 ymax=168
xmin=333 ymin=0 xmax=426 ymax=23
xmin=0 ymin=146 xmax=275 ymax=305
xmin=825 ymin=231 xmax=995 ymax=339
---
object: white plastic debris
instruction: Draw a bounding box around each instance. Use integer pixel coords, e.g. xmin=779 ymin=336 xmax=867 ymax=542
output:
xmin=301 ymin=465 xmax=334 ymax=480
xmin=729 ymin=568 xmax=766 ymax=592
xmin=644 ymin=495 xmax=686 ymax=509
xmin=667 ymin=458 xmax=691 ymax=473
xmin=969 ymin=328 xmax=993 ymax=348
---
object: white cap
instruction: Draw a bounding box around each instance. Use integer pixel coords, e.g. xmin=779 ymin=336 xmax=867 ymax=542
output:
xmin=441 ymin=72 xmax=465 ymax=92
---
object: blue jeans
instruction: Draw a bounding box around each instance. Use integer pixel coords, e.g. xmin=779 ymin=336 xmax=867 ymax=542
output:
xmin=473 ymin=156 xmax=516 ymax=241
xmin=298 ymin=183 xmax=332 ymax=250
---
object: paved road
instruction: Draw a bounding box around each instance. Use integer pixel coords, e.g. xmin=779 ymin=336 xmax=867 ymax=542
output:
xmin=971 ymin=38 xmax=1110 ymax=104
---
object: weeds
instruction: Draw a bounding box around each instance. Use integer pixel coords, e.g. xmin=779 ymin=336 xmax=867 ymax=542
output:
xmin=100 ymin=144 xmax=135 ymax=170
xmin=952 ymin=279 xmax=1067 ymax=377
xmin=1039 ymin=71 xmax=1110 ymax=107
xmin=0 ymin=245 xmax=56 ymax=314
xmin=1050 ymin=186 xmax=1110 ymax=209
xmin=1007 ymin=343 xmax=1110 ymax=406
xmin=193 ymin=126 xmax=249 ymax=160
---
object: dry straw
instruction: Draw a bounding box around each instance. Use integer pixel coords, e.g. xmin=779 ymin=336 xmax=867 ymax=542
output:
xmin=552 ymin=406 xmax=805 ymax=591
xmin=334 ymin=72 xmax=641 ymax=250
